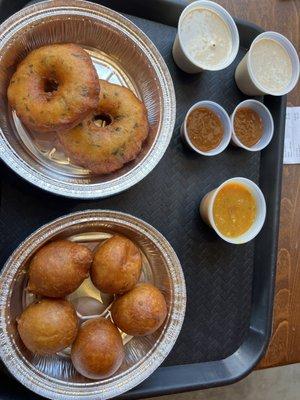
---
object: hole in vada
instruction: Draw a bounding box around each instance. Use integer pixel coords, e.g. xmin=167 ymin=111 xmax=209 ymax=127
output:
xmin=93 ymin=113 xmax=112 ymax=127
xmin=44 ymin=78 xmax=59 ymax=93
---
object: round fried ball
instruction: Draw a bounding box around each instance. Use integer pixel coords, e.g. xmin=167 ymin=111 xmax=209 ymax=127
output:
xmin=111 ymin=283 xmax=167 ymax=336
xmin=27 ymin=240 xmax=93 ymax=297
xmin=91 ymin=235 xmax=142 ymax=294
xmin=17 ymin=298 xmax=78 ymax=355
xmin=71 ymin=318 xmax=125 ymax=380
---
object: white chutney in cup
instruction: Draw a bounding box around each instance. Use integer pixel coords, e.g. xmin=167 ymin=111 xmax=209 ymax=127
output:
xmin=173 ymin=0 xmax=239 ymax=73
xmin=235 ymin=31 xmax=300 ymax=96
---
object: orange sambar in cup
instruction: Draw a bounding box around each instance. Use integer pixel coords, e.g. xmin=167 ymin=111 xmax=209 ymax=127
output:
xmin=213 ymin=182 xmax=256 ymax=238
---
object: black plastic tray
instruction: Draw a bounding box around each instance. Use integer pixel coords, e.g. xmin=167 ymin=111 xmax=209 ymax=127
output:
xmin=0 ymin=0 xmax=286 ymax=399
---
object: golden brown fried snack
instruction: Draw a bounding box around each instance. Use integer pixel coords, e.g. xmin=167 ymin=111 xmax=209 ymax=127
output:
xmin=71 ymin=318 xmax=125 ymax=380
xmin=7 ymin=43 xmax=99 ymax=133
xmin=27 ymin=240 xmax=92 ymax=298
xmin=17 ymin=298 xmax=78 ymax=355
xmin=111 ymin=283 xmax=167 ymax=336
xmin=58 ymin=80 xmax=149 ymax=174
xmin=91 ymin=235 xmax=142 ymax=294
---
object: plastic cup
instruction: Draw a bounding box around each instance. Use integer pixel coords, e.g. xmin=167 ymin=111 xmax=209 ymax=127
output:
xmin=172 ymin=0 xmax=239 ymax=73
xmin=231 ymin=99 xmax=274 ymax=151
xmin=181 ymin=100 xmax=231 ymax=156
xmin=199 ymin=177 xmax=266 ymax=244
xmin=235 ymin=31 xmax=300 ymax=96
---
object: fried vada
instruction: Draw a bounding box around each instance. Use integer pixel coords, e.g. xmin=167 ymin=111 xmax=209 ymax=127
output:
xmin=58 ymin=80 xmax=149 ymax=174
xmin=7 ymin=43 xmax=99 ymax=133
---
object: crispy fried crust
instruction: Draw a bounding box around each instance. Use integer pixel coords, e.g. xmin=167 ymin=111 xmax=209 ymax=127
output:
xmin=27 ymin=240 xmax=93 ymax=298
xmin=111 ymin=283 xmax=167 ymax=336
xmin=58 ymin=79 xmax=149 ymax=175
xmin=71 ymin=318 xmax=125 ymax=379
xmin=17 ymin=299 xmax=78 ymax=355
xmin=91 ymin=235 xmax=142 ymax=294
xmin=7 ymin=43 xmax=100 ymax=133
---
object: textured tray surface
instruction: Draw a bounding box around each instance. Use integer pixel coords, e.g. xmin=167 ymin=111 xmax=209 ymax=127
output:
xmin=0 ymin=13 xmax=258 ymax=367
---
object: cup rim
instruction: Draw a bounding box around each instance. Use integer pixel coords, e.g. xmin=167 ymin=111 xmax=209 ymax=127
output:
xmin=177 ymin=0 xmax=239 ymax=71
xmin=207 ymin=177 xmax=266 ymax=244
xmin=183 ymin=100 xmax=231 ymax=156
xmin=247 ymin=31 xmax=300 ymax=96
xmin=230 ymin=99 xmax=274 ymax=151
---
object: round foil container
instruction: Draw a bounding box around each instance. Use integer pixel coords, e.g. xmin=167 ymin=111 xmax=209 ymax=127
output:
xmin=0 ymin=210 xmax=186 ymax=400
xmin=0 ymin=0 xmax=176 ymax=198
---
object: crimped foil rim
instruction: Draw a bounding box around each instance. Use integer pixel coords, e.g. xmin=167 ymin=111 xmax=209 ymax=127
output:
xmin=0 ymin=210 xmax=186 ymax=400
xmin=0 ymin=0 xmax=176 ymax=199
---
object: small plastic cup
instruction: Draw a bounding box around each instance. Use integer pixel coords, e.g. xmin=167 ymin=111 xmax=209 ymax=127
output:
xmin=181 ymin=100 xmax=231 ymax=156
xmin=235 ymin=31 xmax=300 ymax=96
xmin=172 ymin=0 xmax=239 ymax=73
xmin=199 ymin=177 xmax=266 ymax=244
xmin=231 ymin=99 xmax=274 ymax=151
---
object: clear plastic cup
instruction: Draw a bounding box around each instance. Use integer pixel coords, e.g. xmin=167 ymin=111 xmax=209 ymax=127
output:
xmin=199 ymin=177 xmax=266 ymax=244
xmin=181 ymin=100 xmax=231 ymax=156
xmin=235 ymin=31 xmax=300 ymax=96
xmin=231 ymin=99 xmax=274 ymax=151
xmin=172 ymin=0 xmax=239 ymax=73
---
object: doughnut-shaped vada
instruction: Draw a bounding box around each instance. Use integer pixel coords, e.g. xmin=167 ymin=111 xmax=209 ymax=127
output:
xmin=58 ymin=80 xmax=149 ymax=175
xmin=7 ymin=44 xmax=100 ymax=133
